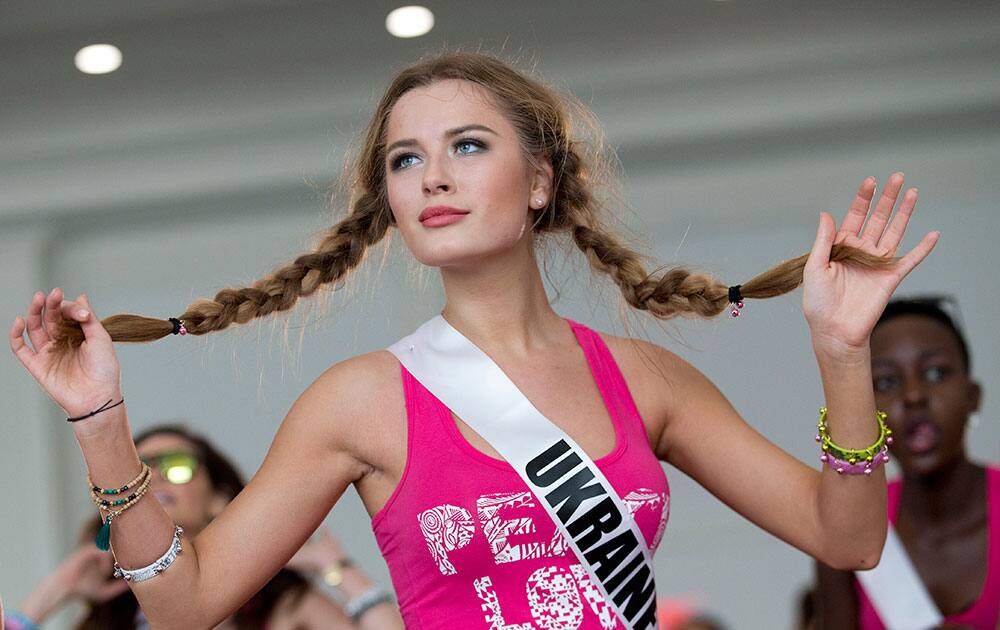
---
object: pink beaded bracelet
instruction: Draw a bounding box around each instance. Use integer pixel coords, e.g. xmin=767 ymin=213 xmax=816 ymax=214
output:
xmin=820 ymin=445 xmax=890 ymax=475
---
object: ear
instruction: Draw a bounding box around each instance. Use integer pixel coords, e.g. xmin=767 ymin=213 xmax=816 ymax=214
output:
xmin=968 ymin=380 xmax=983 ymax=415
xmin=529 ymin=156 xmax=554 ymax=205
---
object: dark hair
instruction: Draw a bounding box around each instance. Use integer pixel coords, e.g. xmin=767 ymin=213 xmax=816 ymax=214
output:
xmin=875 ymin=296 xmax=971 ymax=372
xmin=75 ymin=424 xmax=310 ymax=630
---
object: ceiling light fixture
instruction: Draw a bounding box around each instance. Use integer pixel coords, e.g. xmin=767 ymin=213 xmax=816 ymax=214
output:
xmin=75 ymin=44 xmax=123 ymax=75
xmin=386 ymin=6 xmax=434 ymax=38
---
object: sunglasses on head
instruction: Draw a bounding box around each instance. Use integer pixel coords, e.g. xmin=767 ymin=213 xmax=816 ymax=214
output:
xmin=140 ymin=450 xmax=200 ymax=485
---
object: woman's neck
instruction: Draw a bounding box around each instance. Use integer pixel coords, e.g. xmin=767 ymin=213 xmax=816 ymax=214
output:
xmin=439 ymin=239 xmax=565 ymax=356
xmin=899 ymin=456 xmax=985 ymax=525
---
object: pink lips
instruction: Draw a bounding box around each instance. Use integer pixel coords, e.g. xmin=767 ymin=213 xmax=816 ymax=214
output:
xmin=903 ymin=418 xmax=941 ymax=455
xmin=419 ymin=205 xmax=469 ymax=227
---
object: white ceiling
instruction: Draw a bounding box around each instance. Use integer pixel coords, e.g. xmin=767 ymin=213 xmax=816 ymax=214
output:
xmin=1 ymin=1 xmax=998 ymax=224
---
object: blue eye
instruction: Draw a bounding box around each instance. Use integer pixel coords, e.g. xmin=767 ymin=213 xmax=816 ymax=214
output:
xmin=390 ymin=153 xmax=420 ymax=171
xmin=454 ymin=139 xmax=486 ymax=155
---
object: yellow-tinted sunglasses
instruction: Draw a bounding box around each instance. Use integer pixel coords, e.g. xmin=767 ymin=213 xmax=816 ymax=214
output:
xmin=140 ymin=451 xmax=200 ymax=485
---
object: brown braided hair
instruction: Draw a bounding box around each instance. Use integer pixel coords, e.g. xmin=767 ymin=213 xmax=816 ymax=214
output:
xmin=54 ymin=51 xmax=891 ymax=351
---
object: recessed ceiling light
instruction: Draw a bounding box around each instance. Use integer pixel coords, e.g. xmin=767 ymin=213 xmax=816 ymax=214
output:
xmin=386 ymin=6 xmax=434 ymax=38
xmin=75 ymin=44 xmax=123 ymax=75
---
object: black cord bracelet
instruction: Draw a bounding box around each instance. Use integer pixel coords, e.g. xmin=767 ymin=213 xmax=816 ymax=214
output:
xmin=67 ymin=398 xmax=125 ymax=423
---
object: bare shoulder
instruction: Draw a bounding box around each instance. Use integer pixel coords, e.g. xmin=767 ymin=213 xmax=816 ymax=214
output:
xmin=278 ymin=351 xmax=406 ymax=481
xmin=595 ymin=331 xmax=728 ymax=458
xmin=301 ymin=350 xmax=402 ymax=422
xmin=290 ymin=349 xmax=405 ymax=469
xmin=597 ymin=332 xmax=700 ymax=401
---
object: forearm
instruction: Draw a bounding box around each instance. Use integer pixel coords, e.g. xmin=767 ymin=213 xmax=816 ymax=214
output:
xmin=18 ymin=572 xmax=71 ymax=625
xmin=73 ymin=404 xmax=211 ymax=628
xmin=814 ymin=560 xmax=861 ymax=630
xmin=812 ymin=343 xmax=887 ymax=569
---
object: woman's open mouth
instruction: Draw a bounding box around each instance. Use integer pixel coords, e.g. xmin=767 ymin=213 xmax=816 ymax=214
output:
xmin=902 ymin=418 xmax=941 ymax=455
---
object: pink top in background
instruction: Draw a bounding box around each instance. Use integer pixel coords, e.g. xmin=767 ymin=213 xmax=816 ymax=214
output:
xmin=372 ymin=320 xmax=670 ymax=629
xmin=857 ymin=466 xmax=1000 ymax=629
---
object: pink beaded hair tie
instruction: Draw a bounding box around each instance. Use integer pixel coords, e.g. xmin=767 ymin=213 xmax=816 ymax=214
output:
xmin=168 ymin=317 xmax=187 ymax=336
xmin=820 ymin=445 xmax=890 ymax=475
xmin=728 ymin=285 xmax=744 ymax=318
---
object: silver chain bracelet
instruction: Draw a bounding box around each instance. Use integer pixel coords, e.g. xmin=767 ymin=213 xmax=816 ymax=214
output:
xmin=113 ymin=526 xmax=184 ymax=582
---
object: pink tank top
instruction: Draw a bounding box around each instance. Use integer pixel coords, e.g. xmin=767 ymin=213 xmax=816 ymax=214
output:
xmin=372 ymin=320 xmax=670 ymax=629
xmin=857 ymin=466 xmax=1000 ymax=629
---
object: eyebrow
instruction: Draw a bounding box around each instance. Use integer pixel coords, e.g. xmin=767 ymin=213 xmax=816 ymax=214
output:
xmin=872 ymin=348 xmax=956 ymax=368
xmin=385 ymin=124 xmax=499 ymax=155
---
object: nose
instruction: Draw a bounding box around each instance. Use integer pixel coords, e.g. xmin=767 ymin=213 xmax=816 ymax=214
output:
xmin=901 ymin=372 xmax=929 ymax=408
xmin=421 ymin=155 xmax=454 ymax=196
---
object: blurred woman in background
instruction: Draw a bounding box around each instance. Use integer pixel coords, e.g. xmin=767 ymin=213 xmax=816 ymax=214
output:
xmin=5 ymin=425 xmax=401 ymax=630
xmin=815 ymin=297 xmax=999 ymax=629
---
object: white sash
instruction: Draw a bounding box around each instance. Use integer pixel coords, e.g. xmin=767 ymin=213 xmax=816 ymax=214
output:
xmin=388 ymin=316 xmax=658 ymax=630
xmin=855 ymin=526 xmax=943 ymax=630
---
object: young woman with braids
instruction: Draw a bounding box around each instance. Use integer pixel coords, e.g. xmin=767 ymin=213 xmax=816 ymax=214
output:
xmin=9 ymin=52 xmax=939 ymax=629
xmin=6 ymin=425 xmax=401 ymax=629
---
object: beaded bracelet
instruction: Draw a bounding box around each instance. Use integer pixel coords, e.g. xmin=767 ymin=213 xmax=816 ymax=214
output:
xmin=815 ymin=407 xmax=893 ymax=465
xmin=93 ymin=477 xmax=152 ymax=551
xmin=821 ymin=445 xmax=890 ymax=475
xmin=89 ymin=463 xmax=149 ymax=496
xmin=91 ymin=468 xmax=151 ymax=509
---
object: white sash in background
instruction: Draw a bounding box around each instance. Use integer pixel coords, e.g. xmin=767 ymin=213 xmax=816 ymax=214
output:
xmin=856 ymin=525 xmax=943 ymax=630
xmin=388 ymin=316 xmax=658 ymax=630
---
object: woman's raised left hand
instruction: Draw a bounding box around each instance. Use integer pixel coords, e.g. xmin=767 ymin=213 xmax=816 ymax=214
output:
xmin=802 ymin=172 xmax=939 ymax=360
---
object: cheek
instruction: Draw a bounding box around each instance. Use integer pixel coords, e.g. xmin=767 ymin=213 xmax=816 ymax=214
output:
xmin=386 ymin=173 xmax=421 ymax=221
xmin=467 ymin=162 xmax=532 ymax=230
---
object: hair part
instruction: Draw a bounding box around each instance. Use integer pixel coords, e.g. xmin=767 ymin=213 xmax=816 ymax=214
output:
xmin=54 ymin=51 xmax=894 ymax=351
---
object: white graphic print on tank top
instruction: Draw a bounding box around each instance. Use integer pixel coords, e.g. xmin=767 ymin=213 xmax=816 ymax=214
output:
xmin=417 ymin=487 xmax=668 ymax=630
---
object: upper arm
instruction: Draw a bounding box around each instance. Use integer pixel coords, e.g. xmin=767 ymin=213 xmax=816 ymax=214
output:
xmin=186 ymin=354 xmax=386 ymax=626
xmin=631 ymin=341 xmax=828 ymax=560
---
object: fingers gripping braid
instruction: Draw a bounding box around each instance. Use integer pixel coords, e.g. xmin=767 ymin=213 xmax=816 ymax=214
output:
xmin=54 ymin=196 xmax=391 ymax=351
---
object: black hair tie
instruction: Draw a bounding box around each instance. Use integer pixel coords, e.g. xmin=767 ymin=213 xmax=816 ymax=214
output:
xmin=168 ymin=317 xmax=188 ymax=335
xmin=728 ymin=285 xmax=745 ymax=318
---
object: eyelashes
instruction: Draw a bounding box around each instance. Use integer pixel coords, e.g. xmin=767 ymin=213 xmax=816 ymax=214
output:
xmin=388 ymin=137 xmax=488 ymax=172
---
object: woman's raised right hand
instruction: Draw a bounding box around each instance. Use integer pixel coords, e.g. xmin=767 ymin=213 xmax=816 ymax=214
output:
xmin=9 ymin=288 xmax=122 ymax=425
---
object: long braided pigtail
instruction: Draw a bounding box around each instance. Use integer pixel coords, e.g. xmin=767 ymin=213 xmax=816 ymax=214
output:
xmin=555 ymin=145 xmax=894 ymax=319
xmin=54 ymin=193 xmax=391 ymax=351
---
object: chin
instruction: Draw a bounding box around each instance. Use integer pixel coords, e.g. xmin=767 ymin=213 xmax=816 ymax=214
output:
xmin=898 ymin=450 xmax=964 ymax=479
xmin=415 ymin=238 xmax=526 ymax=269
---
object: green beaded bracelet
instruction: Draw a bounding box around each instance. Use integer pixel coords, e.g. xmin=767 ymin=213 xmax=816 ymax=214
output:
xmin=815 ymin=407 xmax=893 ymax=464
